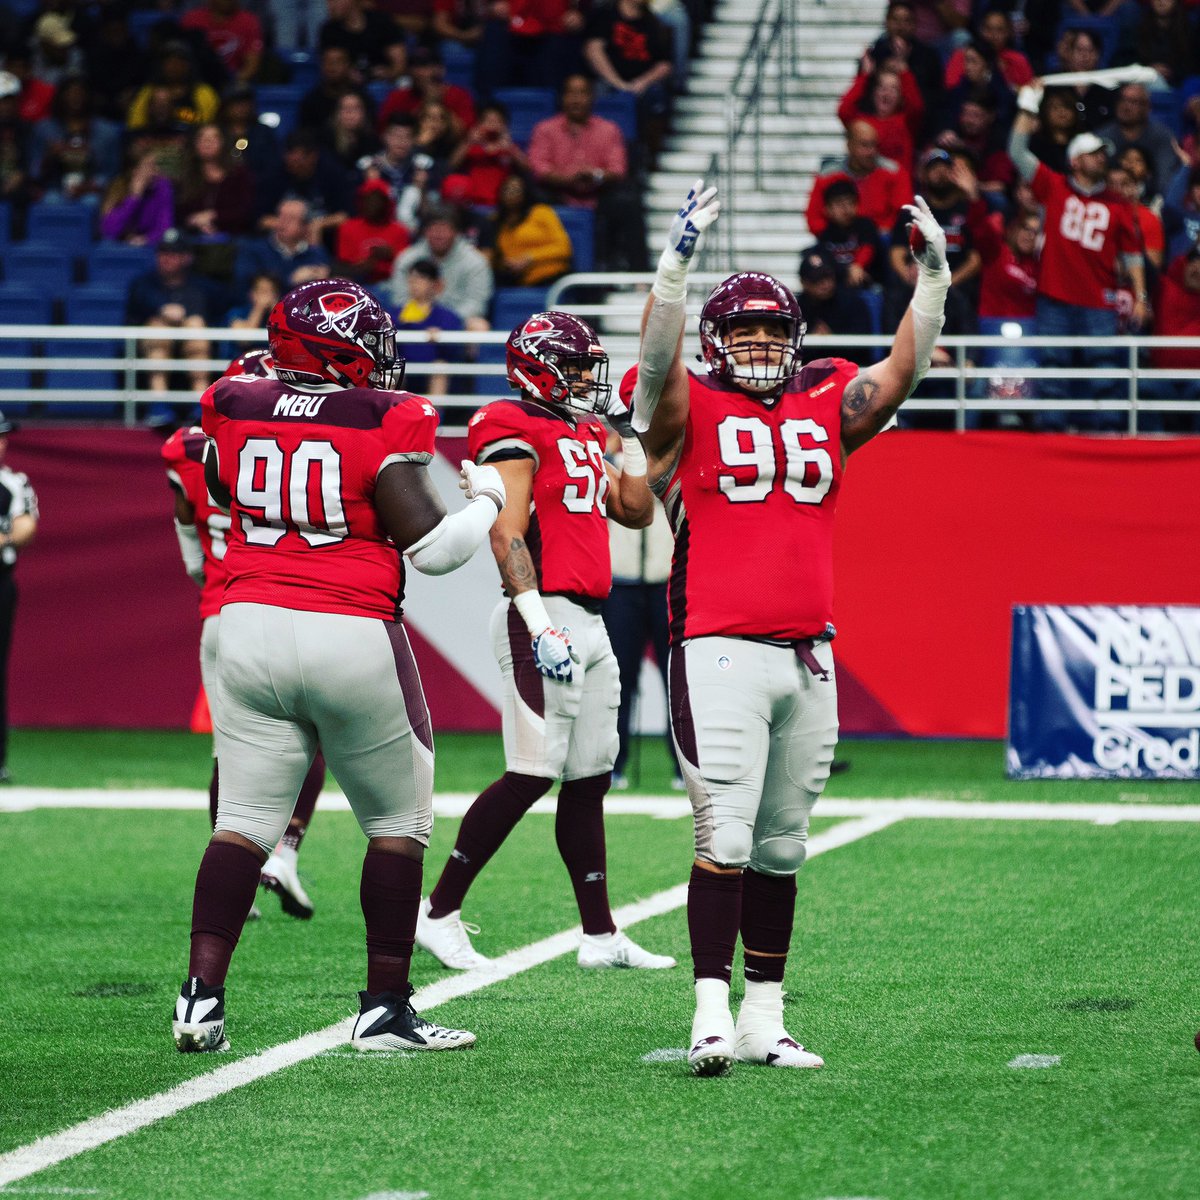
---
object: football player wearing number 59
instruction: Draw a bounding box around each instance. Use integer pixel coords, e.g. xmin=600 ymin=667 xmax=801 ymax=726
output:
xmin=633 ymin=182 xmax=950 ymax=1075
xmin=173 ymin=279 xmax=505 ymax=1056
xmin=416 ymin=312 xmax=677 ymax=973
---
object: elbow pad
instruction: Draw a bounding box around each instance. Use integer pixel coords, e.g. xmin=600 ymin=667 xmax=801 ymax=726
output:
xmin=404 ymin=495 xmax=499 ymax=576
xmin=174 ymin=518 xmax=206 ymax=587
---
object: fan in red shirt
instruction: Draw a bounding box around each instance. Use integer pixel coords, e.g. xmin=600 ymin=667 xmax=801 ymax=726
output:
xmin=807 ymin=121 xmax=914 ymax=236
xmin=172 ymin=278 xmax=505 ymax=1058
xmin=1149 ymin=248 xmax=1200 ymax=429
xmin=377 ymin=45 xmax=476 ymax=135
xmin=181 ymin=0 xmax=264 ymax=82
xmin=1010 ymin=89 xmax=1148 ymax=430
xmin=837 ymin=57 xmax=924 ymax=171
xmin=336 ymin=179 xmax=411 ymax=283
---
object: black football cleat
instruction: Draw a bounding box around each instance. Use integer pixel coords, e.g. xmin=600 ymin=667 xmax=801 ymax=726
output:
xmin=351 ymin=983 xmax=476 ymax=1052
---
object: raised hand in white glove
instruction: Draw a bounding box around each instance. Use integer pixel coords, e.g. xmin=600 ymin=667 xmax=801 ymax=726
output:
xmin=901 ymin=196 xmax=949 ymax=273
xmin=1017 ymin=82 xmax=1043 ymax=115
xmin=458 ymin=459 xmax=506 ymax=512
xmin=531 ymin=625 xmax=580 ymax=683
xmin=665 ymin=178 xmax=720 ymax=264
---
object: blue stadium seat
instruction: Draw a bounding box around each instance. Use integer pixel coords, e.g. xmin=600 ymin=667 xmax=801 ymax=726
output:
xmin=0 ymin=203 xmax=11 ymax=245
xmin=86 ymin=243 xmax=155 ymax=289
xmin=255 ymin=84 xmax=304 ymax=138
xmin=554 ymin=206 xmax=595 ymax=272
xmin=494 ymin=87 xmax=557 ymax=146
xmin=26 ymin=202 xmax=98 ymax=254
xmin=366 ymin=79 xmax=393 ymax=114
xmin=44 ymin=340 xmax=122 ymax=410
xmin=66 ymin=286 xmax=129 ymax=326
xmin=1150 ymin=88 xmax=1183 ymax=137
xmin=594 ymin=92 xmax=637 ymax=143
xmin=443 ymin=41 xmax=476 ymax=90
xmin=285 ymin=52 xmax=319 ymax=92
xmin=128 ymin=9 xmax=166 ymax=44
xmin=474 ymin=340 xmax=509 ymax=396
xmin=0 ymin=286 xmax=50 ymax=407
xmin=491 ymin=286 xmax=549 ymax=333
xmin=4 ymin=243 xmax=74 ymax=297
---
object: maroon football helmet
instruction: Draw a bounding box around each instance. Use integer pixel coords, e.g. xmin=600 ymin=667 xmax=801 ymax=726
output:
xmin=506 ymin=311 xmax=611 ymax=413
xmin=268 ymin=279 xmax=402 ymax=390
xmin=222 ymin=347 xmax=276 ymax=379
xmin=699 ymin=272 xmax=805 ymax=394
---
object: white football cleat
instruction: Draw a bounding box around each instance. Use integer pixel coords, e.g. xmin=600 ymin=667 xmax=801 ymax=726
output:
xmin=416 ymin=898 xmax=491 ymax=970
xmin=260 ymin=852 xmax=314 ymax=919
xmin=172 ymin=977 xmax=230 ymax=1053
xmin=578 ymin=929 xmax=676 ymax=969
xmin=688 ymin=1009 xmax=736 ymax=1077
xmin=735 ymin=982 xmax=824 ymax=1068
xmin=351 ymin=984 xmax=476 ymax=1052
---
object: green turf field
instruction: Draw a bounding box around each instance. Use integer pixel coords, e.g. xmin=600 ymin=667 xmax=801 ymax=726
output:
xmin=1 ymin=734 xmax=1198 ymax=1199
xmin=7 ymin=728 xmax=1200 ymax=802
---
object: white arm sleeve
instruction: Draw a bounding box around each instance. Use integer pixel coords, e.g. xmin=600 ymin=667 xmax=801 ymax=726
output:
xmin=908 ymin=263 xmax=951 ymax=396
xmin=632 ymin=291 xmax=687 ymax=436
xmin=404 ymin=495 xmax=500 ymax=576
xmin=174 ymin=518 xmax=206 ymax=587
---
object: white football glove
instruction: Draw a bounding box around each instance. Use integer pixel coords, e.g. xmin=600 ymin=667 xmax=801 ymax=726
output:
xmin=664 ymin=178 xmax=720 ymax=264
xmin=531 ymin=625 xmax=580 ymax=683
xmin=901 ymin=196 xmax=948 ymax=273
xmin=458 ymin=459 xmax=506 ymax=511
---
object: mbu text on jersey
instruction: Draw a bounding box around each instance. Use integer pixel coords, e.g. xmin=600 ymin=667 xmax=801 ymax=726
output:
xmin=656 ymin=359 xmax=856 ymax=642
xmin=469 ymin=397 xmax=613 ymax=602
xmin=162 ymin=426 xmax=230 ymax=620
xmin=201 ymin=375 xmax=437 ymax=620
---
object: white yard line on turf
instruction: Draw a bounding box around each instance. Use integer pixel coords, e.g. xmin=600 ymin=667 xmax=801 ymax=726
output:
xmin=0 ymin=814 xmax=899 ymax=1190
xmin=3 ymin=789 xmax=1200 ymax=824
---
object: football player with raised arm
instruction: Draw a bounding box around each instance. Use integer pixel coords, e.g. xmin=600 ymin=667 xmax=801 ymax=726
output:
xmin=633 ymin=183 xmax=949 ymax=1075
xmin=416 ymin=312 xmax=677 ymax=972
xmin=163 ymin=349 xmax=326 ymax=922
xmin=172 ymin=280 xmax=506 ymax=1055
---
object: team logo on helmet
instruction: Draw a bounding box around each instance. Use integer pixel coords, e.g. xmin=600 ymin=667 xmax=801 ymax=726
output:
xmin=314 ymin=291 xmax=372 ymax=339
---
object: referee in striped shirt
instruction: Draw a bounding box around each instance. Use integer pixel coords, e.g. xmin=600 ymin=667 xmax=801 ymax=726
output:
xmin=0 ymin=410 xmax=37 ymax=782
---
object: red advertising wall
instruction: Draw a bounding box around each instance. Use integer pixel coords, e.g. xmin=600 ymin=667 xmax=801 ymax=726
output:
xmin=10 ymin=429 xmax=1200 ymax=737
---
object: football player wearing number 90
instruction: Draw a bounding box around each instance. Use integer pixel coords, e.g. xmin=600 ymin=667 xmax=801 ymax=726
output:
xmin=173 ymin=279 xmax=506 ymax=1056
xmin=633 ymin=181 xmax=950 ymax=1076
xmin=416 ymin=311 xmax=677 ymax=973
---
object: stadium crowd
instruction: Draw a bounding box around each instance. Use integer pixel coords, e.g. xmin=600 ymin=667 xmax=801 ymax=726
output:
xmin=0 ymin=0 xmax=702 ymax=418
xmin=814 ymin=0 xmax=1200 ymax=430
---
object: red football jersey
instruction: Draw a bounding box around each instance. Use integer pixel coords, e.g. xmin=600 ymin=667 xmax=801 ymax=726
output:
xmin=201 ymin=377 xmax=438 ymax=620
xmin=1032 ymin=163 xmax=1140 ymax=309
xmin=162 ymin=425 xmax=231 ymax=620
xmin=656 ymin=361 xmax=856 ymax=642
xmin=468 ymin=397 xmax=612 ymax=601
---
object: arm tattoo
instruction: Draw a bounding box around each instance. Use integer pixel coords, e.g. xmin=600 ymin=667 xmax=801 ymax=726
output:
xmin=842 ymin=373 xmax=879 ymax=417
xmin=842 ymin=372 xmax=904 ymax=451
xmin=499 ymin=535 xmax=539 ymax=596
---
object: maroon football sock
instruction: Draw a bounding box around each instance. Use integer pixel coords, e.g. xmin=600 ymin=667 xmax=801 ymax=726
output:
xmin=688 ymin=863 xmax=744 ymax=983
xmin=741 ymin=868 xmax=797 ymax=984
xmin=285 ymin=750 xmax=326 ymax=848
xmin=556 ymin=772 xmax=617 ymax=936
xmin=207 ymin=761 xmax=219 ymax=830
xmin=427 ymin=772 xmax=552 ymax=918
xmin=189 ymin=840 xmax=265 ymax=985
xmin=360 ymin=848 xmax=423 ymax=995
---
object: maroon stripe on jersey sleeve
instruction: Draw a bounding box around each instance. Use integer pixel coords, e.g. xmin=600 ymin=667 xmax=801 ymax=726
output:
xmin=211 ymin=378 xmax=410 ymax=430
xmin=507 ymin=602 xmax=545 ymax=718
xmin=182 ymin=430 xmax=208 ymax=464
xmin=386 ymin=621 xmax=433 ymax=752
xmin=668 ymin=646 xmax=698 ymax=769
xmin=667 ymin=514 xmax=690 ymax=644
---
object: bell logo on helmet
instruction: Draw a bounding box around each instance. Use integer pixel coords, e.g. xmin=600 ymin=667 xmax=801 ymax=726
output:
xmin=743 ymin=299 xmax=781 ymax=311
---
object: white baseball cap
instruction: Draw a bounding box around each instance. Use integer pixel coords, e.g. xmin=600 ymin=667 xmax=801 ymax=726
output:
xmin=1066 ymin=132 xmax=1108 ymax=162
xmin=0 ymin=72 xmax=18 ymax=101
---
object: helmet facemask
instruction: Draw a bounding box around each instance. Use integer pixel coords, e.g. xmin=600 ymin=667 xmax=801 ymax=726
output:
xmin=706 ymin=314 xmax=805 ymax=396
xmin=553 ymin=351 xmax=612 ymax=414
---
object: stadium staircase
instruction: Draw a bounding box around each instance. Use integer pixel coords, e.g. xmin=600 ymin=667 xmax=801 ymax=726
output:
xmin=646 ymin=0 xmax=885 ymax=278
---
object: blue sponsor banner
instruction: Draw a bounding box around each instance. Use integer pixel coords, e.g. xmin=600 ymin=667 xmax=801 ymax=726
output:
xmin=1008 ymin=605 xmax=1200 ymax=780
